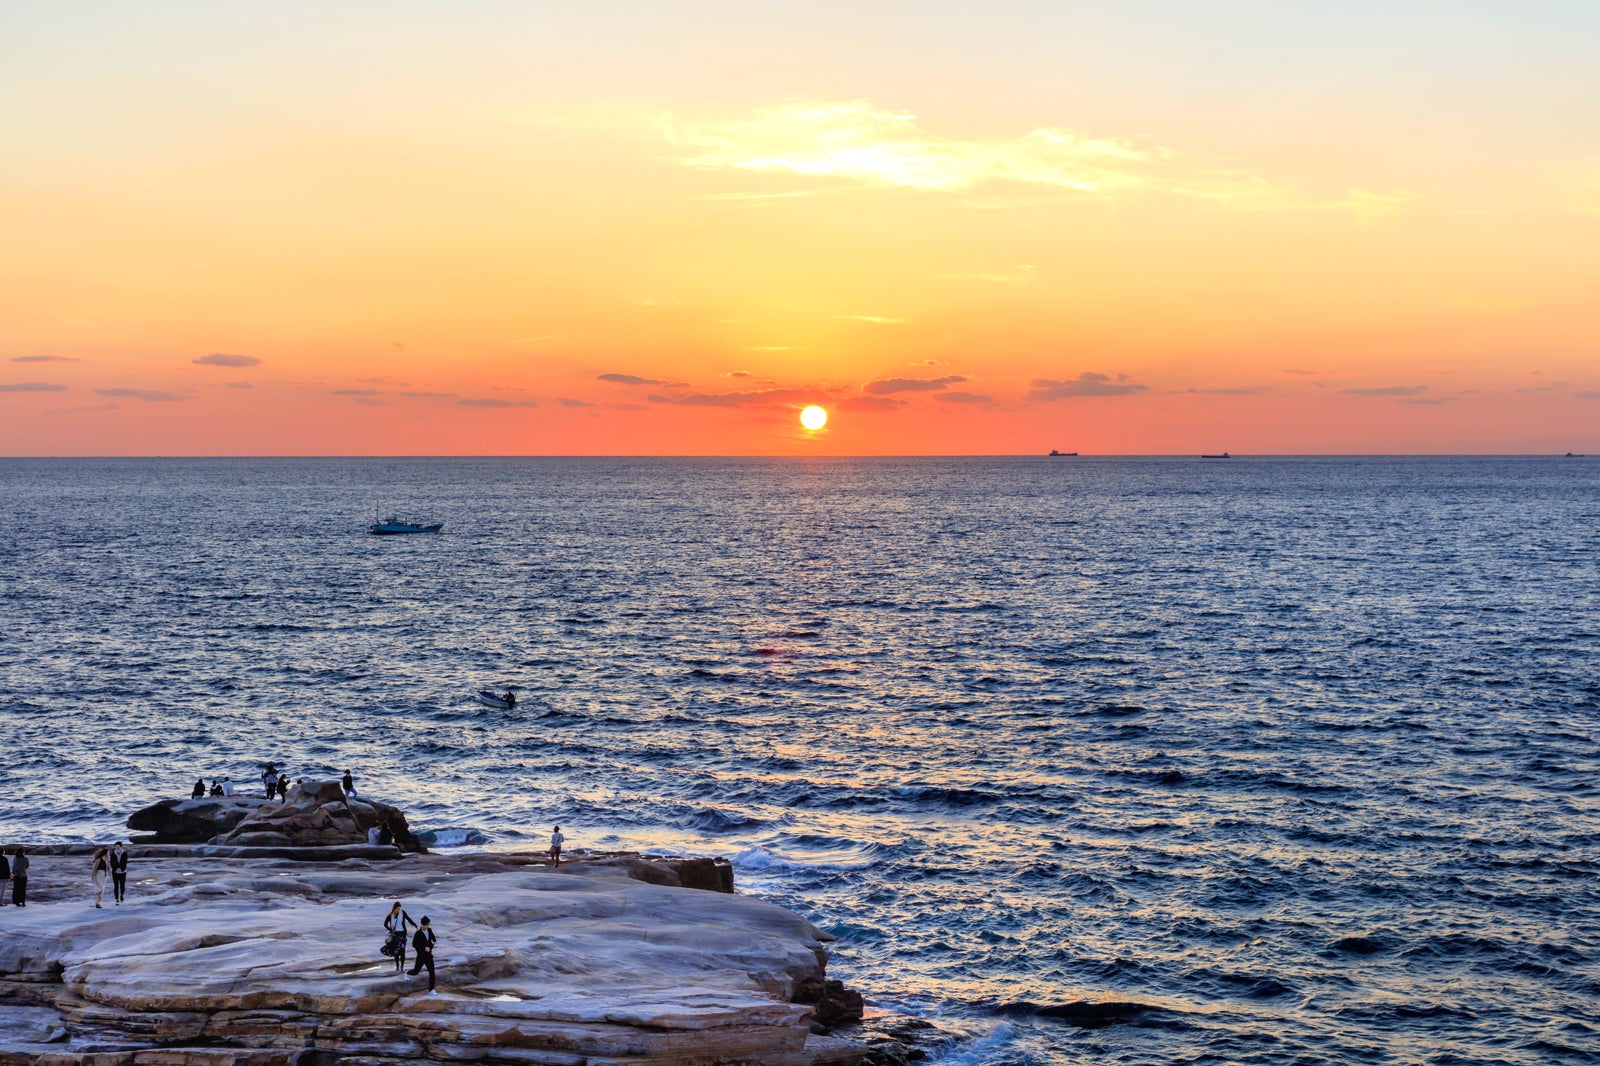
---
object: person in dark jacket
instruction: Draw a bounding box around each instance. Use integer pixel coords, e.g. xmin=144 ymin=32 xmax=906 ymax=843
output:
xmin=408 ymin=916 xmax=438 ymax=993
xmin=11 ymin=847 xmax=29 ymax=906
xmin=191 ymin=778 xmax=206 ymax=799
xmin=110 ymin=841 xmax=130 ymax=904
xmin=0 ymin=849 xmax=10 ymax=906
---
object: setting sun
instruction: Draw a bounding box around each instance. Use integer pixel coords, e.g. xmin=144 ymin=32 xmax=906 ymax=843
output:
xmin=800 ymin=405 xmax=829 ymax=431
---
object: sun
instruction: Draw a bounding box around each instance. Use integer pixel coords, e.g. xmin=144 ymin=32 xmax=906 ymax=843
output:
xmin=799 ymin=405 xmax=829 ymax=431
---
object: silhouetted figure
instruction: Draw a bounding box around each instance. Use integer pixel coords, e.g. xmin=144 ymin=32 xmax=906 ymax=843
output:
xmin=378 ymin=820 xmax=394 ymax=847
xmin=549 ymin=826 xmax=564 ymax=867
xmin=408 ymin=916 xmax=438 ymax=993
xmin=504 ymin=691 xmax=516 ymax=710
xmin=209 ymin=779 xmax=223 ymax=797
xmin=110 ymin=841 xmax=129 ymax=904
xmin=263 ymin=764 xmax=279 ymax=797
xmin=277 ymin=776 xmax=290 ymax=802
xmin=0 ymin=849 xmax=9 ymax=906
xmin=342 ymin=769 xmax=355 ymax=796
xmin=192 ymin=779 xmax=206 ymax=799
xmin=11 ymin=847 xmax=28 ymax=906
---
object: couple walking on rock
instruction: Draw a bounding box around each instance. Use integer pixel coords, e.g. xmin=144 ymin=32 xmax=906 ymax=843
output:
xmin=383 ymin=901 xmax=439 ymax=994
xmin=90 ymin=842 xmax=130 ymax=907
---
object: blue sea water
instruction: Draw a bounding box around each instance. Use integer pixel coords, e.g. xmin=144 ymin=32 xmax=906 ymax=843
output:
xmin=1 ymin=456 xmax=1597 ymax=1065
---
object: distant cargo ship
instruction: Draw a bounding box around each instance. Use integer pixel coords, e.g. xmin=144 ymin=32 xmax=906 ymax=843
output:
xmin=1201 ymin=452 xmax=1232 ymax=459
xmin=1048 ymin=449 xmax=1078 ymax=456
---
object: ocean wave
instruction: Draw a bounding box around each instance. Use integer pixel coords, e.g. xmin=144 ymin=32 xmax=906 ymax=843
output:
xmin=416 ymin=827 xmax=491 ymax=848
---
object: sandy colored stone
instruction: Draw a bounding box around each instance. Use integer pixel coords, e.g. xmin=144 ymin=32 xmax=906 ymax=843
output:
xmin=0 ymin=851 xmax=870 ymax=1065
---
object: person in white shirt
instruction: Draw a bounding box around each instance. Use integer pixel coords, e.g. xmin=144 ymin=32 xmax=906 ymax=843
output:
xmin=549 ymin=826 xmax=565 ymax=867
xmin=220 ymin=778 xmax=235 ymax=796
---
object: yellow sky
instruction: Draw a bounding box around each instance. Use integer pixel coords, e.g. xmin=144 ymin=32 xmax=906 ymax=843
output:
xmin=3 ymin=2 xmax=1598 ymax=454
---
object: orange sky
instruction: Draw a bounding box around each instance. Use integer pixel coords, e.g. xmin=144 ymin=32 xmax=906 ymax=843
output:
xmin=3 ymin=2 xmax=1598 ymax=454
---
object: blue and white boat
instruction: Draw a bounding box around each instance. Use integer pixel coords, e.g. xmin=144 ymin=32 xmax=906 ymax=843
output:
xmin=369 ymin=514 xmax=443 ymax=535
xmin=477 ymin=689 xmax=517 ymax=709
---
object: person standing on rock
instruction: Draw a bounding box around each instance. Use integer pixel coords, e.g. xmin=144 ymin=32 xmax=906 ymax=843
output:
xmin=110 ymin=841 xmax=129 ymax=904
xmin=408 ymin=916 xmax=438 ymax=994
xmin=342 ymin=769 xmax=356 ymax=797
xmin=11 ymin=847 xmax=28 ymax=906
xmin=384 ymin=901 xmax=417 ymax=973
xmin=91 ymin=847 xmax=110 ymax=908
xmin=262 ymin=764 xmax=279 ymax=798
xmin=0 ymin=847 xmax=9 ymax=906
xmin=549 ymin=825 xmax=564 ymax=867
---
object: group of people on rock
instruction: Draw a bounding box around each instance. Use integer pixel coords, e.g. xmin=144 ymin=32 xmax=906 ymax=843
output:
xmin=189 ymin=765 xmax=362 ymax=804
xmin=0 ymin=843 xmax=129 ymax=909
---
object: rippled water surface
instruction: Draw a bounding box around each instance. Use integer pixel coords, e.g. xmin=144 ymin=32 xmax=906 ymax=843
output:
xmin=2 ymin=456 xmax=1598 ymax=1064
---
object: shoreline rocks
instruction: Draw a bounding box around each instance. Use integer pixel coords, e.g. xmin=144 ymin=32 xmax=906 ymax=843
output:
xmin=127 ymin=780 xmax=424 ymax=852
xmin=0 ymin=849 xmax=883 ymax=1064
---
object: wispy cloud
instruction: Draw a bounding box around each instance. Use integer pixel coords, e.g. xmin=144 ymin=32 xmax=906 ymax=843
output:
xmin=1574 ymin=390 xmax=1600 ymax=400
xmin=1283 ymin=368 xmax=1320 ymax=376
xmin=1346 ymin=187 xmax=1418 ymax=226
xmin=910 ymin=359 xmax=950 ymax=368
xmin=193 ymin=353 xmax=261 ymax=368
xmin=1 ymin=381 xmax=67 ymax=392
xmin=598 ymin=372 xmax=668 ymax=386
xmin=652 ymin=388 xmax=814 ymax=409
xmin=95 ymin=388 xmax=188 ymax=402
xmin=226 ymin=381 xmax=254 ymax=389
xmin=332 ymin=388 xmax=383 ymax=396
xmin=936 ymin=264 xmax=1037 ymax=284
xmin=1027 ymin=372 xmax=1147 ymax=400
xmin=11 ymin=355 xmax=79 ymax=364
xmin=835 ymin=314 xmax=906 ymax=324
xmin=1343 ymin=385 xmax=1428 ymax=397
xmin=559 ymin=397 xmax=595 ymax=408
xmin=864 ymin=374 xmax=966 ymax=395
xmin=665 ymin=99 xmax=1275 ymax=202
xmin=937 ymin=391 xmax=994 ymax=405
xmin=459 ymin=398 xmax=539 ymax=408
xmin=837 ymin=395 xmax=907 ymax=412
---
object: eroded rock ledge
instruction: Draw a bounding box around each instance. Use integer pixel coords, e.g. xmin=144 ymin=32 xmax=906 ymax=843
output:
xmin=0 ymin=850 xmax=875 ymax=1065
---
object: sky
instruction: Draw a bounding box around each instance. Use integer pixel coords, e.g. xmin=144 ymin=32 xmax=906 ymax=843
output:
xmin=3 ymin=1 xmax=1598 ymax=455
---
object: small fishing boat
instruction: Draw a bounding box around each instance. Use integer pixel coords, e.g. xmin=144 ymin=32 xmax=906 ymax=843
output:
xmin=477 ymin=689 xmax=517 ymax=710
xmin=369 ymin=514 xmax=444 ymax=535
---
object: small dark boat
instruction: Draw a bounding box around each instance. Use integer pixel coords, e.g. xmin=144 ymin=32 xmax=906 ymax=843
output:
xmin=1201 ymin=452 xmax=1232 ymax=459
xmin=477 ymin=689 xmax=517 ymax=710
xmin=1048 ymin=450 xmax=1078 ymax=457
xmin=1567 ymin=452 xmax=1586 ymax=458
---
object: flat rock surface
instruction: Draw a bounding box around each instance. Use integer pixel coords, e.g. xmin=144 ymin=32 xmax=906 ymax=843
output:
xmin=0 ymin=852 xmax=865 ymax=1065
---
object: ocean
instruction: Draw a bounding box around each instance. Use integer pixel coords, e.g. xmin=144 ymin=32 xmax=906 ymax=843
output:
xmin=1 ymin=456 xmax=1596 ymax=1064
